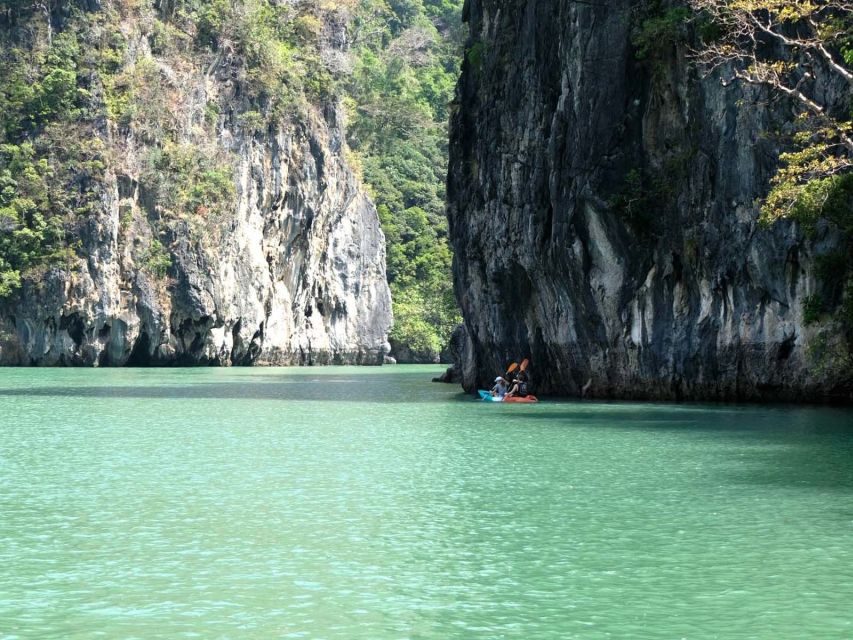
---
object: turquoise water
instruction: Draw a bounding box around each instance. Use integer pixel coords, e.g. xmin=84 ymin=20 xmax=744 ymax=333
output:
xmin=1 ymin=366 xmax=852 ymax=639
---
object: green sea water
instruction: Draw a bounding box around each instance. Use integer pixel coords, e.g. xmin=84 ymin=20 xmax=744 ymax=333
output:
xmin=1 ymin=366 xmax=852 ymax=639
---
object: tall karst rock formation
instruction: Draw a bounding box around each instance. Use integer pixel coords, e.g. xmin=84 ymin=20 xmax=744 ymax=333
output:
xmin=0 ymin=2 xmax=392 ymax=366
xmin=448 ymin=0 xmax=851 ymax=401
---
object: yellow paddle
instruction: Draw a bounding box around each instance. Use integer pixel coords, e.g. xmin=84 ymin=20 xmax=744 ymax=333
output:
xmin=505 ymin=362 xmax=518 ymax=377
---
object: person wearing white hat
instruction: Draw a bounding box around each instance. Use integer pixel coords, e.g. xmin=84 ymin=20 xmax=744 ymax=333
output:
xmin=490 ymin=376 xmax=508 ymax=398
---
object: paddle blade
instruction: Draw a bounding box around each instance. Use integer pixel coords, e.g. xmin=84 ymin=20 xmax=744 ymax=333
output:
xmin=519 ymin=358 xmax=529 ymax=372
xmin=506 ymin=362 xmax=518 ymax=375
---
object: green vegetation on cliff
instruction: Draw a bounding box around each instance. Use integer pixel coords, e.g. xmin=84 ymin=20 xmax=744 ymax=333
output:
xmin=0 ymin=14 xmax=104 ymax=296
xmin=344 ymin=0 xmax=464 ymax=361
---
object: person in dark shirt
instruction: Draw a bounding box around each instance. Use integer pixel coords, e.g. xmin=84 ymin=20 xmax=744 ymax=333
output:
xmin=507 ymin=369 xmax=529 ymax=398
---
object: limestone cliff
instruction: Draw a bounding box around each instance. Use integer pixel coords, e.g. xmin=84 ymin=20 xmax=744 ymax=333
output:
xmin=0 ymin=3 xmax=392 ymax=366
xmin=448 ymin=0 xmax=852 ymax=401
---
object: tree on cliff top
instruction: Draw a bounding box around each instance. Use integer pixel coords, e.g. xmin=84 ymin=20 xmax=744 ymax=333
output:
xmin=688 ymin=0 xmax=853 ymax=232
xmin=689 ymin=0 xmax=853 ymax=363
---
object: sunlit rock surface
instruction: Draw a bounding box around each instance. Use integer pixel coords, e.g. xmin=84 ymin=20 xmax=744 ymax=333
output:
xmin=0 ymin=12 xmax=391 ymax=367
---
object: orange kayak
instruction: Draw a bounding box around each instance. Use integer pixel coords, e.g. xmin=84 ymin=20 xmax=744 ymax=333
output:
xmin=503 ymin=395 xmax=538 ymax=403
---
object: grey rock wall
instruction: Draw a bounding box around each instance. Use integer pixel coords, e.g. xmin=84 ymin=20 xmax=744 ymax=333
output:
xmin=448 ymin=0 xmax=851 ymax=401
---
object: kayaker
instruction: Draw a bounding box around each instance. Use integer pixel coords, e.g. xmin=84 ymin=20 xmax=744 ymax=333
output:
xmin=505 ymin=368 xmax=516 ymax=387
xmin=490 ymin=376 xmax=508 ymax=398
xmin=507 ymin=370 xmax=529 ymax=398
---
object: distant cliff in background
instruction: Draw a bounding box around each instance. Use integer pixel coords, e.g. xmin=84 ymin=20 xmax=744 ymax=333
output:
xmin=0 ymin=1 xmax=391 ymax=365
xmin=448 ymin=0 xmax=852 ymax=401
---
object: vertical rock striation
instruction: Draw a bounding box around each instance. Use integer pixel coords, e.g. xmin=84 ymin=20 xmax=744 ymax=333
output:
xmin=0 ymin=7 xmax=392 ymax=367
xmin=448 ymin=0 xmax=851 ymax=401
xmin=0 ymin=110 xmax=392 ymax=366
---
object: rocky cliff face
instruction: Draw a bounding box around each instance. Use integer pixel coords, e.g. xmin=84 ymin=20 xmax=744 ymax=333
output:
xmin=0 ymin=5 xmax=392 ymax=366
xmin=448 ymin=0 xmax=851 ymax=401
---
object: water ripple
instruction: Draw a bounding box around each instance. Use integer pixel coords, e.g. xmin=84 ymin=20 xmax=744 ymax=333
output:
xmin=1 ymin=367 xmax=852 ymax=638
